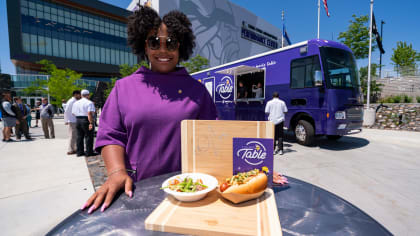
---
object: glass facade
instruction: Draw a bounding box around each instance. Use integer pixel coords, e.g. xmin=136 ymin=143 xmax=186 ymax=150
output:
xmin=20 ymin=0 xmax=137 ymax=66
xmin=11 ymin=73 xmax=99 ymax=97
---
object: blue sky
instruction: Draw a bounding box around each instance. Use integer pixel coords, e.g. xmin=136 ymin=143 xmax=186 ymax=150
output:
xmin=1 ymin=0 xmax=419 ymax=75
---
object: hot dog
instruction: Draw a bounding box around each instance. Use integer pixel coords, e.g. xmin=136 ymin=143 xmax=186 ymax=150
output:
xmin=219 ymin=169 xmax=267 ymax=194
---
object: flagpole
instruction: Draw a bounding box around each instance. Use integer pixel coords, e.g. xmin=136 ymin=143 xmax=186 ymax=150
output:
xmin=367 ymin=0 xmax=374 ymax=108
xmin=282 ymin=10 xmax=285 ymax=47
xmin=317 ymin=0 xmax=320 ymax=38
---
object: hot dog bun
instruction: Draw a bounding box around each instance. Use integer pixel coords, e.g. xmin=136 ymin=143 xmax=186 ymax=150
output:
xmin=223 ymin=173 xmax=267 ymax=194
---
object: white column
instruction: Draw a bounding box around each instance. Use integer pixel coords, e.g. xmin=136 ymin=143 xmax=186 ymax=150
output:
xmin=367 ymin=0 xmax=374 ymax=108
xmin=317 ymin=0 xmax=320 ymax=39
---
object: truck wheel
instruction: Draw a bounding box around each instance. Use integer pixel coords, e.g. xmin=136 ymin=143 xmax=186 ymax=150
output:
xmin=326 ymin=135 xmax=342 ymax=140
xmin=295 ymin=120 xmax=314 ymax=146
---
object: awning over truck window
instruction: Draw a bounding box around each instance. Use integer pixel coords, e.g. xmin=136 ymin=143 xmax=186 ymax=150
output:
xmin=215 ymin=65 xmax=263 ymax=75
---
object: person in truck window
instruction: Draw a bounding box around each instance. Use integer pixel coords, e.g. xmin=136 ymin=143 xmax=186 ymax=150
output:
xmin=252 ymin=82 xmax=263 ymax=98
xmin=237 ymin=81 xmax=248 ymax=99
xmin=81 ymin=5 xmax=217 ymax=214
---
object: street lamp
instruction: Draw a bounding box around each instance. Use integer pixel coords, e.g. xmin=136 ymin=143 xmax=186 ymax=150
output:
xmin=379 ymin=20 xmax=385 ymax=78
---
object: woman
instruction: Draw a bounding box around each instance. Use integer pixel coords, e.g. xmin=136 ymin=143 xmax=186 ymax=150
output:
xmin=82 ymin=6 xmax=217 ymax=213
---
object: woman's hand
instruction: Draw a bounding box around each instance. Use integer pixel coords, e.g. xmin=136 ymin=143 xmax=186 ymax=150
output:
xmin=81 ymin=171 xmax=133 ymax=213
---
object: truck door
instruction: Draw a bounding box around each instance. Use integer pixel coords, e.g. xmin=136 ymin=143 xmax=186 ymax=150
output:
xmin=203 ymin=77 xmax=215 ymax=101
xmin=290 ymin=55 xmax=325 ymax=135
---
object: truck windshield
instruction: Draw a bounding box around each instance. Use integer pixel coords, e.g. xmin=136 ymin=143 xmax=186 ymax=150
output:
xmin=321 ymin=47 xmax=359 ymax=89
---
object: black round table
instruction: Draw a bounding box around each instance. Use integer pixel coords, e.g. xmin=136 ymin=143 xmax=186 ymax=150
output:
xmin=47 ymin=172 xmax=392 ymax=235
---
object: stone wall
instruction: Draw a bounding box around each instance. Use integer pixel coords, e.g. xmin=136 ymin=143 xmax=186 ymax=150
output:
xmin=365 ymin=103 xmax=420 ymax=131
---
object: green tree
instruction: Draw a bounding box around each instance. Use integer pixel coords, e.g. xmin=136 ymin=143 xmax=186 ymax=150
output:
xmin=38 ymin=59 xmax=85 ymax=106
xmin=338 ymin=14 xmax=377 ymax=60
xmin=104 ymin=61 xmax=149 ymax=98
xmin=391 ymin=41 xmax=418 ymax=76
xmin=180 ymin=54 xmax=209 ymax=73
xmin=359 ymin=63 xmax=383 ymax=102
xmin=23 ymin=78 xmax=47 ymax=96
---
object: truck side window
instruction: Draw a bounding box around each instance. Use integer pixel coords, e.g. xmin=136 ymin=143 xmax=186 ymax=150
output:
xmin=291 ymin=55 xmax=321 ymax=89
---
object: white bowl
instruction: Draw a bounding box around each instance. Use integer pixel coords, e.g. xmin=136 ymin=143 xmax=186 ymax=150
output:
xmin=162 ymin=173 xmax=218 ymax=202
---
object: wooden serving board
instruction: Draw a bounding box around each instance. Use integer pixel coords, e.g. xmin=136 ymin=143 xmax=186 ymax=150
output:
xmin=181 ymin=120 xmax=274 ymax=183
xmin=145 ymin=189 xmax=282 ymax=236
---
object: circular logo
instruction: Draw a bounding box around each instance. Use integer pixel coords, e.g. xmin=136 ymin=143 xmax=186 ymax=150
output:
xmin=215 ymin=76 xmax=233 ymax=100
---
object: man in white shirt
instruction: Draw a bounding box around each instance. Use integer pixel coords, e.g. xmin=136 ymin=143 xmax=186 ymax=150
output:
xmin=72 ymin=89 xmax=96 ymax=157
xmin=64 ymin=90 xmax=81 ymax=155
xmin=265 ymin=92 xmax=288 ymax=155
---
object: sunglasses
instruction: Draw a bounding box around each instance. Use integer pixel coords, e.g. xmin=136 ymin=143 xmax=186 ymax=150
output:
xmin=146 ymin=36 xmax=179 ymax=51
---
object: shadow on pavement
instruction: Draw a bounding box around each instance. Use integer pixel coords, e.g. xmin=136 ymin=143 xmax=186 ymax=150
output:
xmin=317 ymin=136 xmax=370 ymax=151
xmin=284 ymin=131 xmax=369 ymax=151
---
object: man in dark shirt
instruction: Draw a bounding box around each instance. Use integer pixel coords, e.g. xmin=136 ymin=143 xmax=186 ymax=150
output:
xmin=237 ymin=81 xmax=248 ymax=99
xmin=13 ymin=97 xmax=31 ymax=141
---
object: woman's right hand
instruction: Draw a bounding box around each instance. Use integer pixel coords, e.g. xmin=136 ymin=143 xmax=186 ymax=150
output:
xmin=81 ymin=171 xmax=133 ymax=213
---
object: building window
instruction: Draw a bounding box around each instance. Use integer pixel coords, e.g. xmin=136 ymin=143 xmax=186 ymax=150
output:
xmin=22 ymin=33 xmax=31 ymax=53
xmin=105 ymin=48 xmax=111 ymax=64
xmin=89 ymin=45 xmax=95 ymax=62
xmin=65 ymin=41 xmax=72 ymax=58
xmin=29 ymin=8 xmax=36 ymax=17
xmin=52 ymin=38 xmax=59 ymax=57
xmin=36 ymin=9 xmax=44 ymax=19
xmin=21 ymin=6 xmax=29 ymax=15
xmin=115 ymin=49 xmax=120 ymax=65
xmin=84 ymin=44 xmax=89 ymax=61
xmin=45 ymin=37 xmax=52 ymax=56
xmin=100 ymin=48 xmax=106 ymax=63
xmin=78 ymin=43 xmax=84 ymax=60
xmin=72 ymin=41 xmax=78 ymax=59
xmin=38 ymin=35 xmax=46 ymax=55
xmin=59 ymin=39 xmax=65 ymax=58
xmin=95 ymin=46 xmax=100 ymax=63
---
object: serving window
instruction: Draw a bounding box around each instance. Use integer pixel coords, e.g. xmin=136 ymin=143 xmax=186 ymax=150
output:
xmin=216 ymin=65 xmax=266 ymax=102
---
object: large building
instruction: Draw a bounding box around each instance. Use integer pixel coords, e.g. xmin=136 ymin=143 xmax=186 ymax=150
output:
xmin=6 ymin=0 xmax=287 ymax=104
xmin=128 ymin=0 xmax=287 ymax=67
xmin=6 ymin=0 xmax=137 ymax=80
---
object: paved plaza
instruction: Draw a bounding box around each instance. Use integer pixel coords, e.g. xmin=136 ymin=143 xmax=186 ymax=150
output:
xmin=1 ymin=117 xmax=419 ymax=235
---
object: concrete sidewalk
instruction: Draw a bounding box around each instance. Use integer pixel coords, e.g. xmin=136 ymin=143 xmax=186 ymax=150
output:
xmin=0 ymin=118 xmax=94 ymax=236
xmin=275 ymin=129 xmax=420 ymax=236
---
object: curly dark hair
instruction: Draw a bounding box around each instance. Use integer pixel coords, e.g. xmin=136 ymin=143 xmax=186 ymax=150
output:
xmin=127 ymin=5 xmax=196 ymax=62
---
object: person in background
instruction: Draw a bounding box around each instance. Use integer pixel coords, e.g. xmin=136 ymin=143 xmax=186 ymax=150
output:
xmin=0 ymin=108 xmax=2 ymax=121
xmin=252 ymin=82 xmax=263 ymax=98
xmin=81 ymin=6 xmax=217 ymax=214
xmin=40 ymin=97 xmax=55 ymax=139
xmin=237 ymin=81 xmax=247 ymax=99
xmin=72 ymin=90 xmax=96 ymax=157
xmin=61 ymin=99 xmax=67 ymax=115
xmin=25 ymin=104 xmax=32 ymax=130
xmin=265 ymin=92 xmax=288 ymax=155
xmin=34 ymin=100 xmax=41 ymax=127
xmin=1 ymin=91 xmax=17 ymax=142
xmin=64 ymin=90 xmax=81 ymax=155
xmin=13 ymin=97 xmax=31 ymax=141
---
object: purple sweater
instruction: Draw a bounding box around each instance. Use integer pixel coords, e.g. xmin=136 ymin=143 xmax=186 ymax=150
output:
xmin=95 ymin=67 xmax=217 ymax=181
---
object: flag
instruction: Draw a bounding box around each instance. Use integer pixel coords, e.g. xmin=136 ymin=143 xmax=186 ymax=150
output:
xmin=372 ymin=12 xmax=385 ymax=54
xmin=323 ymin=0 xmax=330 ymax=17
xmin=283 ymin=24 xmax=291 ymax=46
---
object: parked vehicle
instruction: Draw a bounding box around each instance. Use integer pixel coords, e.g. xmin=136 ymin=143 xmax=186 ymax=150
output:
xmin=191 ymin=39 xmax=363 ymax=146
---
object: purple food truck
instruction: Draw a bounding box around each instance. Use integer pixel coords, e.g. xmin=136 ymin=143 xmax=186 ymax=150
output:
xmin=191 ymin=39 xmax=363 ymax=146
